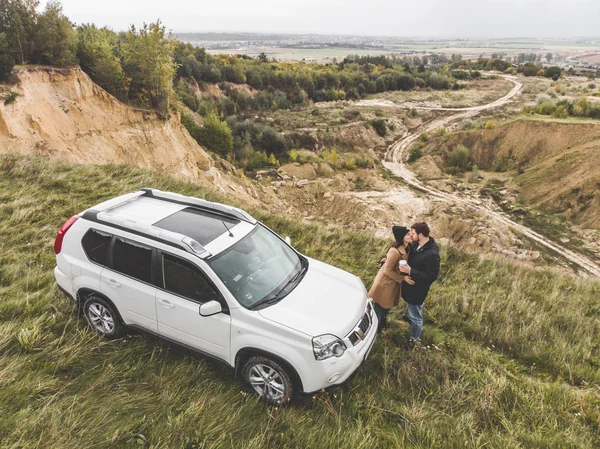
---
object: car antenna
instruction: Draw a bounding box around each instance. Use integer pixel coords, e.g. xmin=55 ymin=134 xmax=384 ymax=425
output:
xmin=222 ymin=220 xmax=234 ymax=237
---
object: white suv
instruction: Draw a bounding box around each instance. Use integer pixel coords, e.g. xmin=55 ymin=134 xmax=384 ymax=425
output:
xmin=54 ymin=188 xmax=377 ymax=404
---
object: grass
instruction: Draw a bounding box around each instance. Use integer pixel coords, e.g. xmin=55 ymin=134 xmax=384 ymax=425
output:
xmin=1 ymin=155 xmax=599 ymax=448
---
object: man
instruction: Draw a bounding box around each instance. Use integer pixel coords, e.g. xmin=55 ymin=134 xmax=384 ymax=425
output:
xmin=398 ymin=222 xmax=441 ymax=346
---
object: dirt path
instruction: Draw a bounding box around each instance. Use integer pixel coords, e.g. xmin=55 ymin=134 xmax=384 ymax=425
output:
xmin=382 ymin=76 xmax=600 ymax=277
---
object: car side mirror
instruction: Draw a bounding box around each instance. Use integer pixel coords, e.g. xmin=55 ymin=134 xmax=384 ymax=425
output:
xmin=199 ymin=300 xmax=222 ymax=317
xmin=284 ymin=236 xmax=291 ymax=245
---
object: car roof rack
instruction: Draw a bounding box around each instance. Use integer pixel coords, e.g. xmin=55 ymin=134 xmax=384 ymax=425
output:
xmin=81 ymin=209 xmax=212 ymax=258
xmin=139 ymin=188 xmax=256 ymax=224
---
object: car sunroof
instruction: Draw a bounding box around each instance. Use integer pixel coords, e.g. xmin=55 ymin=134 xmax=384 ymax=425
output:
xmin=154 ymin=208 xmax=240 ymax=245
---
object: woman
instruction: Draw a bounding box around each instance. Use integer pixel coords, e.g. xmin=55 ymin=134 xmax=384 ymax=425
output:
xmin=369 ymin=226 xmax=412 ymax=333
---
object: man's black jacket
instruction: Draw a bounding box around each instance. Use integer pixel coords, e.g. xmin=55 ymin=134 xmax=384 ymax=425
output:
xmin=401 ymin=237 xmax=441 ymax=305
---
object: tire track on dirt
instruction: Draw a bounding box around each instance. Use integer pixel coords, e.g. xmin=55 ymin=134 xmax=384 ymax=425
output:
xmin=382 ymin=76 xmax=600 ymax=277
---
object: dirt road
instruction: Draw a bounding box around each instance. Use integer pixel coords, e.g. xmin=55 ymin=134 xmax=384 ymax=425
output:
xmin=382 ymin=76 xmax=600 ymax=277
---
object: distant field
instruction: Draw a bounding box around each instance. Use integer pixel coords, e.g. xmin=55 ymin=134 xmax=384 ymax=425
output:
xmin=206 ymin=47 xmax=390 ymax=61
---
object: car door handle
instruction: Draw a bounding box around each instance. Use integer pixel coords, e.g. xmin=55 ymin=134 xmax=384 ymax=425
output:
xmin=158 ymin=299 xmax=175 ymax=309
xmin=106 ymin=279 xmax=121 ymax=288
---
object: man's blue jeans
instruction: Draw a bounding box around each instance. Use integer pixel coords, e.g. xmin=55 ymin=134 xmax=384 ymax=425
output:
xmin=406 ymin=303 xmax=423 ymax=342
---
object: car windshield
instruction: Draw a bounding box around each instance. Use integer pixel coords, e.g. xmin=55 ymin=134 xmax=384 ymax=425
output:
xmin=207 ymin=225 xmax=304 ymax=309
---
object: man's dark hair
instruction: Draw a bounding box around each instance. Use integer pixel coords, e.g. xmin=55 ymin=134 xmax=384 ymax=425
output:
xmin=411 ymin=222 xmax=430 ymax=237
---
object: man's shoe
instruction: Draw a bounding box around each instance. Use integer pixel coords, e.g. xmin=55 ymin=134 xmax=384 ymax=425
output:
xmin=403 ymin=339 xmax=421 ymax=351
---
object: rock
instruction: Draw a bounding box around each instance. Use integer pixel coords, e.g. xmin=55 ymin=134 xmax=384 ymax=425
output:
xmin=499 ymin=190 xmax=508 ymax=195
xmin=296 ymin=179 xmax=309 ymax=187
xmin=323 ymin=192 xmax=332 ymax=199
xmin=560 ymin=237 xmax=570 ymax=243
xmin=468 ymin=237 xmax=477 ymax=245
xmin=531 ymin=251 xmax=541 ymax=260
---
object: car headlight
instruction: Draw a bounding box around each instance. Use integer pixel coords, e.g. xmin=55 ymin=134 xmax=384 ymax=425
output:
xmin=312 ymin=334 xmax=346 ymax=360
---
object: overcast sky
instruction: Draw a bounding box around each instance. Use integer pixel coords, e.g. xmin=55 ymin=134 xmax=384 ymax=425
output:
xmin=43 ymin=0 xmax=600 ymax=38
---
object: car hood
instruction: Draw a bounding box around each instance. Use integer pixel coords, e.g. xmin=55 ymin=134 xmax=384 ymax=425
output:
xmin=258 ymin=257 xmax=368 ymax=337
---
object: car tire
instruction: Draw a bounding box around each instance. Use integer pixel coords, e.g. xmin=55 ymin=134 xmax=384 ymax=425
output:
xmin=242 ymin=356 xmax=294 ymax=405
xmin=83 ymin=295 xmax=124 ymax=339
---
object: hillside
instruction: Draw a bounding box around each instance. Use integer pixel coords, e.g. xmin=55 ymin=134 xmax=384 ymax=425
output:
xmin=431 ymin=119 xmax=600 ymax=228
xmin=1 ymin=155 xmax=599 ymax=448
xmin=0 ymin=66 xmax=216 ymax=180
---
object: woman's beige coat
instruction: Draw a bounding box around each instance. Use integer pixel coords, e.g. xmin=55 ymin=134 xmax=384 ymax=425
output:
xmin=368 ymin=246 xmax=407 ymax=309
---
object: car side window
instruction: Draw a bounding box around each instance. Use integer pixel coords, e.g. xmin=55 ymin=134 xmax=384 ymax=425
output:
xmin=112 ymin=237 xmax=152 ymax=284
xmin=162 ymin=253 xmax=219 ymax=303
xmin=82 ymin=229 xmax=112 ymax=266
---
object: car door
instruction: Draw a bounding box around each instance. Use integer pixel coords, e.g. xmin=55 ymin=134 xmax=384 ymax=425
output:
xmin=155 ymin=252 xmax=231 ymax=361
xmin=101 ymin=235 xmax=158 ymax=332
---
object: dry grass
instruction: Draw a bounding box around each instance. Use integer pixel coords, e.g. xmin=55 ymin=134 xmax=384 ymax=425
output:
xmin=1 ymin=155 xmax=599 ymax=448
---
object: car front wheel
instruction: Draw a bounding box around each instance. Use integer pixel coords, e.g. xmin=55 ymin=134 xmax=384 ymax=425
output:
xmin=242 ymin=356 xmax=294 ymax=405
xmin=83 ymin=295 xmax=124 ymax=339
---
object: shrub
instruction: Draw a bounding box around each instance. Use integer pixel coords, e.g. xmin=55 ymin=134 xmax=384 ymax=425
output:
xmin=447 ymin=144 xmax=470 ymax=172
xmin=573 ymin=97 xmax=592 ymax=117
xmin=536 ymin=101 xmax=557 ymax=115
xmin=461 ymin=120 xmax=478 ymax=131
xmin=536 ymin=94 xmax=552 ymax=106
xmin=258 ymin=126 xmax=286 ymax=156
xmin=288 ymin=149 xmax=299 ymax=162
xmin=419 ymin=132 xmax=429 ymax=142
xmin=4 ymin=91 xmax=19 ymax=106
xmin=355 ymin=157 xmax=371 ymax=169
xmin=484 ymin=120 xmax=496 ymax=129
xmin=588 ymin=82 xmax=596 ymax=89
xmin=408 ymin=143 xmax=424 ymax=162
xmin=428 ymin=73 xmax=451 ymax=90
xmin=198 ymin=114 xmax=234 ymax=157
xmin=552 ymin=105 xmax=569 ymax=118
xmin=369 ymin=119 xmax=387 ymax=137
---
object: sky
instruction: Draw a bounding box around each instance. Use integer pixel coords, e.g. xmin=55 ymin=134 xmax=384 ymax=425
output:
xmin=43 ymin=0 xmax=600 ymax=38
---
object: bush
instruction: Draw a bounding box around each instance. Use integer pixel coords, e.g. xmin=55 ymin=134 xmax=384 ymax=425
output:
xmin=536 ymin=101 xmax=557 ymax=115
xmin=408 ymin=143 xmax=424 ymax=162
xmin=4 ymin=91 xmax=19 ymax=106
xmin=552 ymin=105 xmax=569 ymax=118
xmin=461 ymin=120 xmax=478 ymax=131
xmin=484 ymin=120 xmax=496 ymax=129
xmin=428 ymin=73 xmax=451 ymax=90
xmin=355 ymin=157 xmax=371 ymax=169
xmin=369 ymin=119 xmax=387 ymax=137
xmin=447 ymin=145 xmax=470 ymax=172
xmin=198 ymin=114 xmax=234 ymax=157
xmin=588 ymin=82 xmax=596 ymax=89
xmin=419 ymin=132 xmax=429 ymax=142
xmin=258 ymin=126 xmax=286 ymax=156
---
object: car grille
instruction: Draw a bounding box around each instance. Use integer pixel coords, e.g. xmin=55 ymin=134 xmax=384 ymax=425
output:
xmin=348 ymin=303 xmax=372 ymax=346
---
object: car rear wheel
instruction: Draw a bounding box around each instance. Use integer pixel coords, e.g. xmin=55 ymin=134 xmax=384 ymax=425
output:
xmin=83 ymin=295 xmax=124 ymax=339
xmin=242 ymin=356 xmax=294 ymax=405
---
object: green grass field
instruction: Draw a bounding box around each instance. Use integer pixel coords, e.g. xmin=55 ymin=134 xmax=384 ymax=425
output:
xmin=1 ymin=155 xmax=599 ymax=448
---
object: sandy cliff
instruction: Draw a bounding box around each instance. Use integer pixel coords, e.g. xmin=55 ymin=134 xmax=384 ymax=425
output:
xmin=0 ymin=66 xmax=213 ymax=181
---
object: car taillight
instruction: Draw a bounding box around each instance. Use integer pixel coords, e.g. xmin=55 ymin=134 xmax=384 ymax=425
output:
xmin=54 ymin=216 xmax=78 ymax=254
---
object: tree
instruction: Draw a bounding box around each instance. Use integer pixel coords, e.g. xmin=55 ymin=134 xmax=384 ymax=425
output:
xmin=0 ymin=0 xmax=38 ymax=64
xmin=121 ymin=21 xmax=177 ymax=112
xmin=545 ymin=52 xmax=553 ymax=63
xmin=34 ymin=0 xmax=78 ymax=66
xmin=258 ymin=52 xmax=268 ymax=63
xmin=77 ymin=24 xmax=130 ymax=100
xmin=0 ymin=31 xmax=14 ymax=80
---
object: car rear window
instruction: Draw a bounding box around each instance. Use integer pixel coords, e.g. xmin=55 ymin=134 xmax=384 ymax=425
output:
xmin=154 ymin=207 xmax=239 ymax=245
xmin=82 ymin=229 xmax=112 ymax=266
